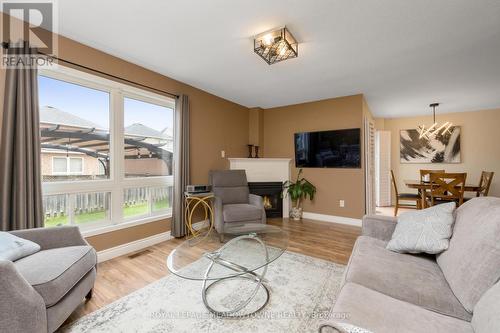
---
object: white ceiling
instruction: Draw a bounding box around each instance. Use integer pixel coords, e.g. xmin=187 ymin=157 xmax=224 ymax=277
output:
xmin=51 ymin=0 xmax=500 ymax=117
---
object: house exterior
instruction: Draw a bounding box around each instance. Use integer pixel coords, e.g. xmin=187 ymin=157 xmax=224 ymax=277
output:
xmin=41 ymin=150 xmax=104 ymax=182
xmin=40 ymin=106 xmax=173 ymax=181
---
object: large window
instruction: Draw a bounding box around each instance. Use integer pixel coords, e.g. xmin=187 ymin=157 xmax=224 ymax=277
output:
xmin=39 ymin=66 xmax=175 ymax=233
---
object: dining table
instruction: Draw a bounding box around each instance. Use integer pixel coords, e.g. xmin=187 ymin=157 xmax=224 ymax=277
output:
xmin=404 ymin=180 xmax=481 ymax=208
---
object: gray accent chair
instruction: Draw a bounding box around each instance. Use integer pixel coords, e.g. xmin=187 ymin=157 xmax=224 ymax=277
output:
xmin=330 ymin=197 xmax=500 ymax=332
xmin=209 ymin=170 xmax=266 ymax=238
xmin=0 ymin=226 xmax=97 ymax=333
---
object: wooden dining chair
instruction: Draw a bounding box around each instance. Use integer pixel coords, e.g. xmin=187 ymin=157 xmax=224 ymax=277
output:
xmin=429 ymin=172 xmax=467 ymax=207
xmin=476 ymin=171 xmax=494 ymax=196
xmin=465 ymin=171 xmax=494 ymax=201
xmin=419 ymin=169 xmax=445 ymax=207
xmin=391 ymin=170 xmax=421 ymax=216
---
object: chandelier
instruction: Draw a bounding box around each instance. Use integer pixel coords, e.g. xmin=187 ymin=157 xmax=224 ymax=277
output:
xmin=417 ymin=103 xmax=452 ymax=139
xmin=254 ymin=26 xmax=298 ymax=65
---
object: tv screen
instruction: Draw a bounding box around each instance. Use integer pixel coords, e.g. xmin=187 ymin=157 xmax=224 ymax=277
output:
xmin=294 ymin=128 xmax=361 ymax=168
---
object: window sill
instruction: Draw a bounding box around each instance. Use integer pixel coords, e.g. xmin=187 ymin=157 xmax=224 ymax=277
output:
xmin=81 ymin=212 xmax=172 ymax=238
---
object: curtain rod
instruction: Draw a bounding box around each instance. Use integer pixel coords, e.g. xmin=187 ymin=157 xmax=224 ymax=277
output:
xmin=1 ymin=42 xmax=179 ymax=99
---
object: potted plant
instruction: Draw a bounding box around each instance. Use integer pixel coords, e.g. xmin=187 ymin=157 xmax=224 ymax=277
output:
xmin=282 ymin=169 xmax=317 ymax=220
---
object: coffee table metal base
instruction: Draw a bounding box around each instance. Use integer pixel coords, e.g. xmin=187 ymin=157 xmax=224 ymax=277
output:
xmin=201 ymin=233 xmax=270 ymax=317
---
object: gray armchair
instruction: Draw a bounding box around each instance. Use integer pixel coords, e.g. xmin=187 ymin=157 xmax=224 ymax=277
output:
xmin=209 ymin=170 xmax=266 ymax=238
xmin=0 ymin=226 xmax=97 ymax=333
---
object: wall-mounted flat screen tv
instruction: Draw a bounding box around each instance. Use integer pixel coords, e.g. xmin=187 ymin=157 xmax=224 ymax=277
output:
xmin=294 ymin=128 xmax=361 ymax=168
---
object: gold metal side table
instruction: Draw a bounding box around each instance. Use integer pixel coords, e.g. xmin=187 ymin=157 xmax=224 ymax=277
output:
xmin=184 ymin=192 xmax=214 ymax=237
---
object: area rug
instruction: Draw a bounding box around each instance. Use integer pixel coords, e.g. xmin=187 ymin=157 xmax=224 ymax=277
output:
xmin=61 ymin=251 xmax=346 ymax=333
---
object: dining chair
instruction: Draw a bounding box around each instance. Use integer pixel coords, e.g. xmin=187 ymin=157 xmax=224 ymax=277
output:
xmin=465 ymin=171 xmax=494 ymax=201
xmin=391 ymin=170 xmax=421 ymax=216
xmin=476 ymin=171 xmax=494 ymax=196
xmin=419 ymin=169 xmax=445 ymax=207
xmin=429 ymin=172 xmax=467 ymax=207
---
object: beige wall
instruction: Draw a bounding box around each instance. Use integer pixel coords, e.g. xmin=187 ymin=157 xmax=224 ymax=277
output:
xmin=0 ymin=13 xmax=249 ymax=249
xmin=362 ymin=97 xmax=374 ymax=123
xmin=248 ymin=107 xmax=264 ymax=153
xmin=263 ymin=95 xmax=366 ymax=219
xmin=86 ymin=218 xmax=170 ymax=252
xmin=381 ymin=108 xmax=500 ymax=200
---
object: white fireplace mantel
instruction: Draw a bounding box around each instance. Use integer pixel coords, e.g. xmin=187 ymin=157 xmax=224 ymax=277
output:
xmin=228 ymin=158 xmax=292 ymax=218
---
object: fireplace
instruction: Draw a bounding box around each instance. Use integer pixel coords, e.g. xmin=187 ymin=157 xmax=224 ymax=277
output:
xmin=229 ymin=158 xmax=291 ymax=218
xmin=248 ymin=182 xmax=283 ymax=218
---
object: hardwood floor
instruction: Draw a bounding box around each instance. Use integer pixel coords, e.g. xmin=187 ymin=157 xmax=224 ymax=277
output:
xmin=64 ymin=218 xmax=360 ymax=326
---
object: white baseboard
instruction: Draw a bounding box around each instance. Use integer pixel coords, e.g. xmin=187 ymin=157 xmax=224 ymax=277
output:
xmin=96 ymin=220 xmax=211 ymax=263
xmin=302 ymin=212 xmax=362 ymax=227
xmin=97 ymin=231 xmax=173 ymax=263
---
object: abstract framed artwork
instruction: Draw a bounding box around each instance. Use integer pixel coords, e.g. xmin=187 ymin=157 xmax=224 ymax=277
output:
xmin=400 ymin=126 xmax=461 ymax=163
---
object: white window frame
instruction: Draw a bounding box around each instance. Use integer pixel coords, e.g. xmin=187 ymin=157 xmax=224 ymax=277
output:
xmin=51 ymin=156 xmax=84 ymax=175
xmin=69 ymin=157 xmax=84 ymax=174
xmin=52 ymin=156 xmax=68 ymax=174
xmin=39 ymin=65 xmax=175 ymax=236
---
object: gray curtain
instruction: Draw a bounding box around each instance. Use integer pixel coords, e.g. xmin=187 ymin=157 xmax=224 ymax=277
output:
xmin=0 ymin=43 xmax=44 ymax=231
xmin=171 ymin=94 xmax=190 ymax=237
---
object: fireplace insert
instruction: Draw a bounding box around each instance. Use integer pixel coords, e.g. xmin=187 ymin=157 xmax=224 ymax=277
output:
xmin=248 ymin=182 xmax=283 ymax=218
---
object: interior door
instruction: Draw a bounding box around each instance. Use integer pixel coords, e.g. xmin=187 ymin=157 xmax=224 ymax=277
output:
xmin=364 ymin=118 xmax=376 ymax=215
xmin=375 ymin=130 xmax=392 ymax=207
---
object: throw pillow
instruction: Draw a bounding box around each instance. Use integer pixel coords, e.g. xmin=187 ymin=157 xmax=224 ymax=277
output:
xmin=0 ymin=232 xmax=41 ymax=261
xmin=386 ymin=201 xmax=456 ymax=254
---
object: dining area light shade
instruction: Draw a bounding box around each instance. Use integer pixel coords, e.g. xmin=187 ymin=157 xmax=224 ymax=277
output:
xmin=253 ymin=26 xmax=298 ymax=65
xmin=417 ymin=103 xmax=453 ymax=139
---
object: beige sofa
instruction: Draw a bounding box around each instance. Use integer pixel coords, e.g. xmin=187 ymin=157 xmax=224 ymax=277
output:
xmin=332 ymin=197 xmax=500 ymax=332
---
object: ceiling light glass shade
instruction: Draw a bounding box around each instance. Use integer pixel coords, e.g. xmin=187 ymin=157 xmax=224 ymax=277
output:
xmin=254 ymin=27 xmax=298 ymax=65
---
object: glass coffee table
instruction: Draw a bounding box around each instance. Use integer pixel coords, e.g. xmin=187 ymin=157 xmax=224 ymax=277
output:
xmin=166 ymin=223 xmax=289 ymax=317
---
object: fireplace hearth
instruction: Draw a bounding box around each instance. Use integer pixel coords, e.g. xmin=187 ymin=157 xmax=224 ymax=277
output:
xmin=248 ymin=182 xmax=283 ymax=218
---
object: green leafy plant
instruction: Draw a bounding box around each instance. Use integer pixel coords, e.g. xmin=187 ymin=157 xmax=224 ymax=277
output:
xmin=282 ymin=169 xmax=317 ymax=209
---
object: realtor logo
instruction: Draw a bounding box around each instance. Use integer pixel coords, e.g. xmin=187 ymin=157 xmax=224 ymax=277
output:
xmin=1 ymin=0 xmax=58 ymax=68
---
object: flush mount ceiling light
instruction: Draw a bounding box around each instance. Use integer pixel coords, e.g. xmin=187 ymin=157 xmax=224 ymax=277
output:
xmin=417 ymin=103 xmax=453 ymax=139
xmin=254 ymin=26 xmax=298 ymax=65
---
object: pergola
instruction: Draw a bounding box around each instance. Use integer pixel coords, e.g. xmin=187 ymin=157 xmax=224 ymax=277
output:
xmin=41 ymin=124 xmax=173 ymax=176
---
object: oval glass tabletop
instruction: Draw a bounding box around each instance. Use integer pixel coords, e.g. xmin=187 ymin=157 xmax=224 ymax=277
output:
xmin=166 ymin=223 xmax=289 ymax=281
